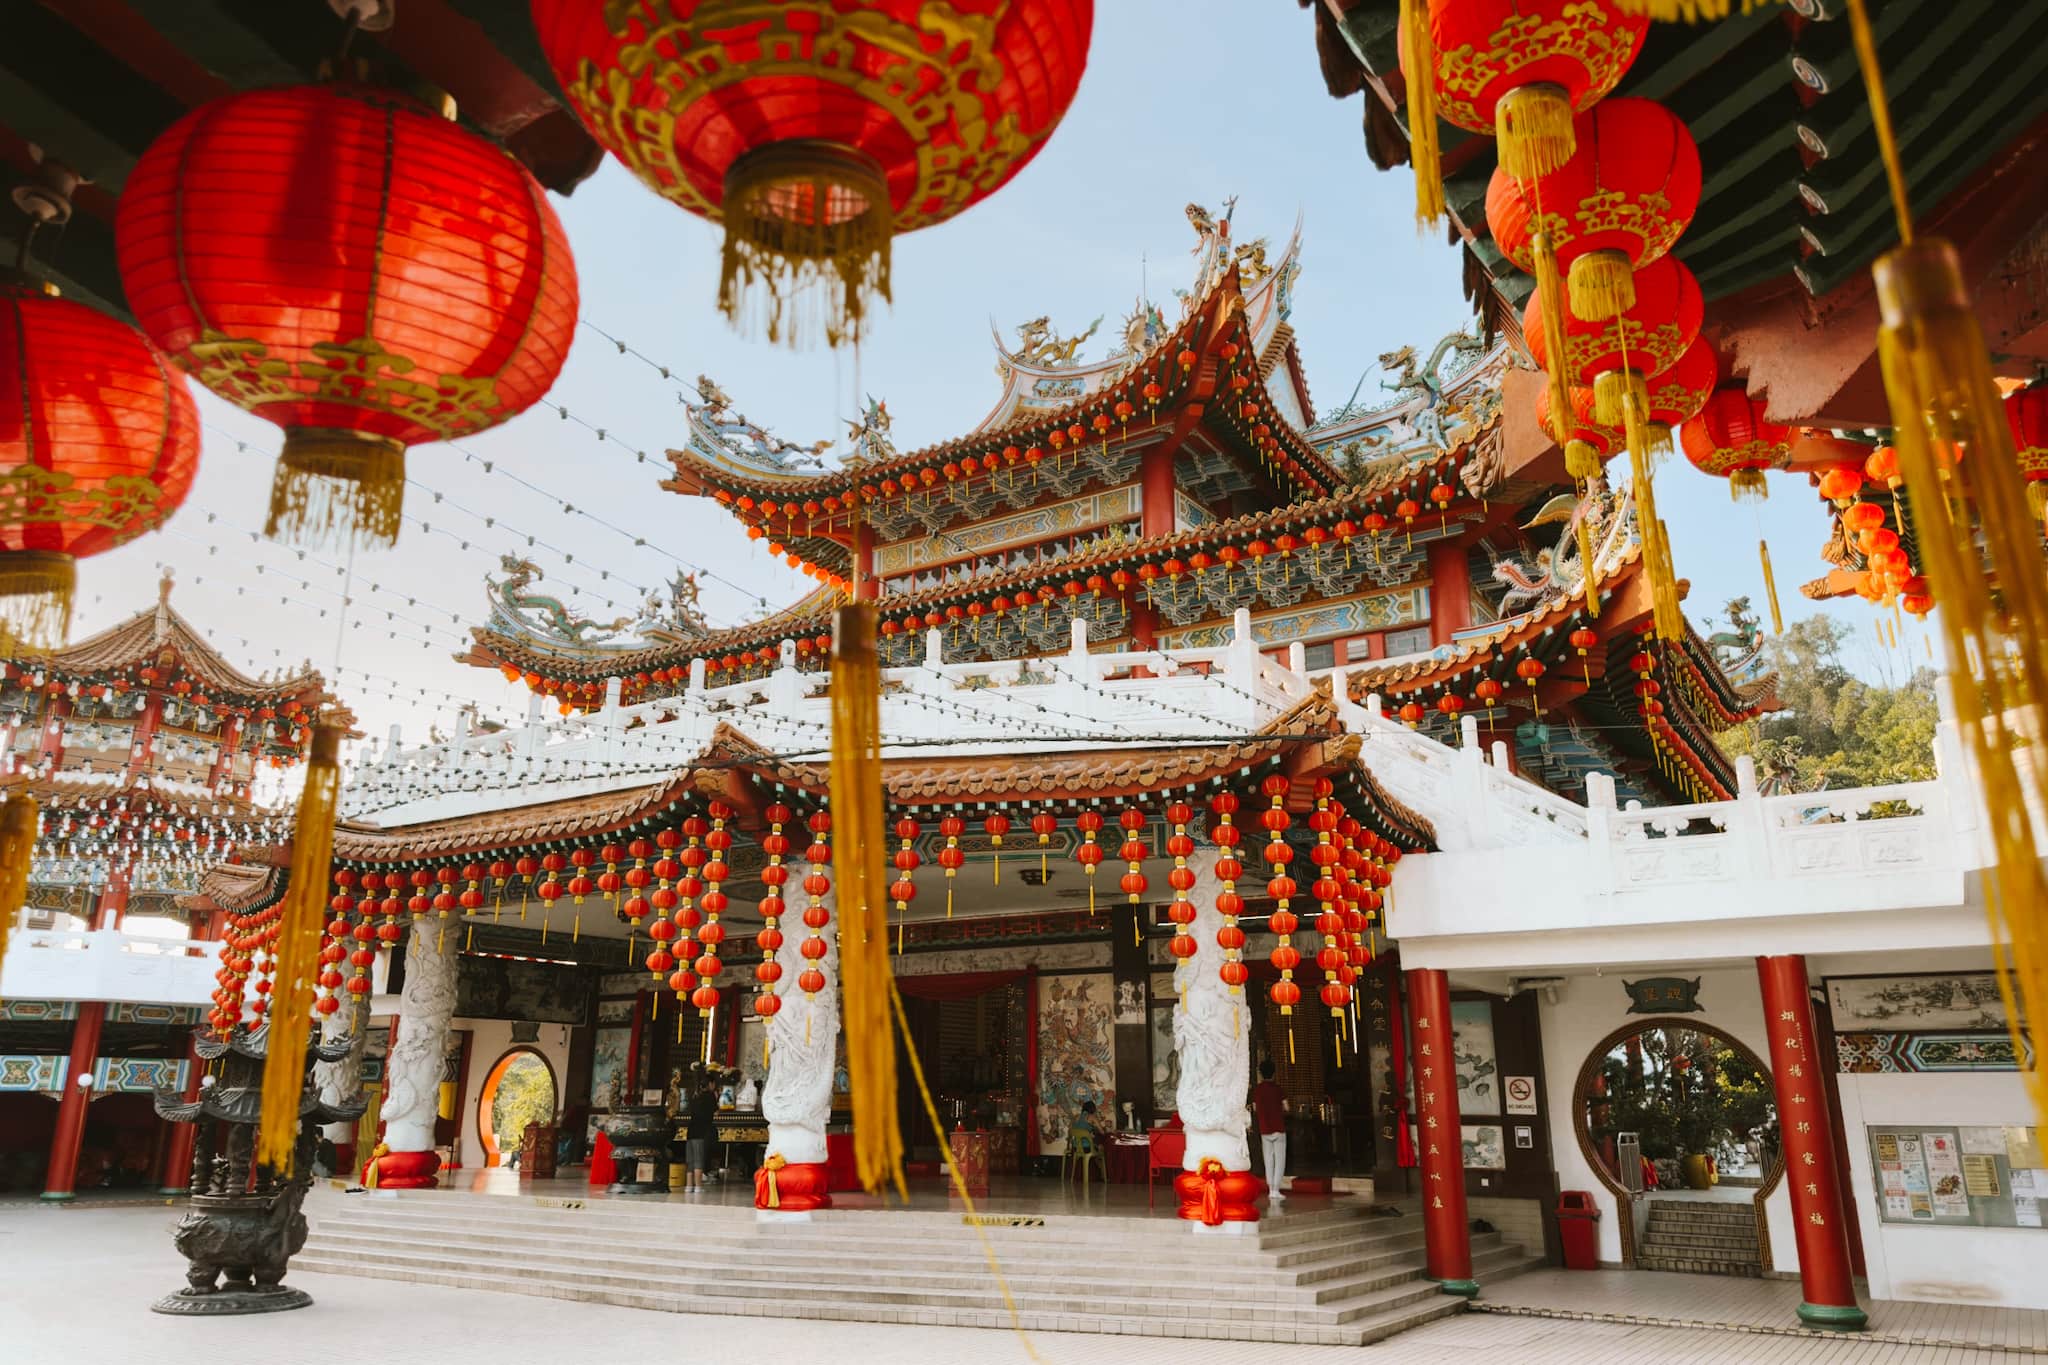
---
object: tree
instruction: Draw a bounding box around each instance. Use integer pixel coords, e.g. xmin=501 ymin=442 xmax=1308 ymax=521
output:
xmin=1718 ymin=614 xmax=1939 ymax=791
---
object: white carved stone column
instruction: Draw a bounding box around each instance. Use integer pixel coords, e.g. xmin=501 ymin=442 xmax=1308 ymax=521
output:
xmin=759 ymin=887 xmax=838 ymax=1217
xmin=374 ymin=924 xmax=458 ymax=1187
xmin=1173 ymin=847 xmax=1261 ymax=1230
xmin=315 ymin=990 xmax=371 ymax=1151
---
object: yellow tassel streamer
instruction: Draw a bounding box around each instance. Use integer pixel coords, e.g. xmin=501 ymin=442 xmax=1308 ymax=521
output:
xmin=1400 ymin=0 xmax=1445 ymax=226
xmin=1531 ymin=230 xmax=1577 ymax=452
xmin=1729 ymin=469 xmax=1769 ymax=503
xmin=0 ymin=550 xmax=75 ymax=654
xmin=265 ymin=431 xmax=405 ymax=551
xmin=719 ymin=142 xmax=893 ymax=350
xmin=0 ymin=794 xmax=36 ymax=999
xmin=1594 ymin=368 xmax=1649 ymax=430
xmin=1875 ymin=239 xmax=2048 ymax=1125
xmin=255 ymin=723 xmax=342 ymax=1175
xmin=1495 ymin=83 xmax=1575 ymax=181
xmin=1759 ymin=540 xmax=1782 ymax=634
xmin=1569 ymin=250 xmax=1636 ymax=322
xmin=830 ymin=603 xmax=905 ymax=1197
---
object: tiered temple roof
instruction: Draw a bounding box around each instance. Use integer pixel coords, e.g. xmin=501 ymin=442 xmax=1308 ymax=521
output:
xmin=454 ymin=210 xmax=1766 ymax=807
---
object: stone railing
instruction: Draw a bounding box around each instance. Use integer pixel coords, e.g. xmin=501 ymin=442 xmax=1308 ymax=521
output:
xmin=0 ymin=921 xmax=218 ymax=1008
xmin=344 ymin=610 xmax=1306 ymax=822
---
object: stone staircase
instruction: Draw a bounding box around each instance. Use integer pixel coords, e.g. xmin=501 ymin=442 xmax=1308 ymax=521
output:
xmin=296 ymin=1189 xmax=1542 ymax=1346
xmin=1634 ymin=1197 xmax=1763 ymax=1277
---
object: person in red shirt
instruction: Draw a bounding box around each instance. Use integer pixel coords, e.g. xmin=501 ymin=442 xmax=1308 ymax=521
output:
xmin=1251 ymin=1059 xmax=1287 ymax=1201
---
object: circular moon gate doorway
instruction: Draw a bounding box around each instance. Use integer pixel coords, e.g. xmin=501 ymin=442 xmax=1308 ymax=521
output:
xmin=1573 ymin=1018 xmax=1785 ymax=1270
xmin=478 ymin=1049 xmax=557 ymax=1168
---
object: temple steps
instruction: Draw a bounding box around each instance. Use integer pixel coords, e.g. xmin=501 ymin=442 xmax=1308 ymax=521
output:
xmin=296 ymin=1191 xmax=1542 ymax=1346
xmin=1635 ymin=1197 xmax=1764 ymax=1278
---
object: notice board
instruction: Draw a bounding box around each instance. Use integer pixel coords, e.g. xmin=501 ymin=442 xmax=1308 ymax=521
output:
xmin=1866 ymin=1124 xmax=2048 ymax=1229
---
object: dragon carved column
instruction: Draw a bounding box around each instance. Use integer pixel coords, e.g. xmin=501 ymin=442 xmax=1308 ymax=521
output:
xmin=757 ymin=887 xmax=839 ymax=1217
xmin=1172 ymin=847 xmax=1264 ymax=1230
xmin=370 ymin=925 xmax=458 ymax=1188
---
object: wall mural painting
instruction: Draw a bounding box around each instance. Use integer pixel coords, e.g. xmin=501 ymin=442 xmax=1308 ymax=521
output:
xmin=1462 ymin=1123 xmax=1507 ymax=1171
xmin=1036 ymin=973 xmax=1115 ymax=1156
xmin=1827 ymin=974 xmax=2020 ymax=1033
xmin=1450 ymin=999 xmax=1500 ymax=1117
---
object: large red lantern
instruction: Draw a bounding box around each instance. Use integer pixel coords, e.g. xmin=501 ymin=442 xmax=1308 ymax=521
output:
xmin=116 ymin=85 xmax=577 ymax=550
xmin=2006 ymin=383 xmax=2048 ymax=528
xmin=1 ymin=280 xmax=199 ymax=648
xmin=1402 ymin=0 xmax=1647 ymax=221
xmin=1524 ymin=255 xmax=1702 ymax=418
xmin=1680 ymin=387 xmax=1793 ymax=501
xmin=531 ymin=1 xmax=1092 ymax=347
xmin=1485 ymin=98 xmax=1699 ymax=322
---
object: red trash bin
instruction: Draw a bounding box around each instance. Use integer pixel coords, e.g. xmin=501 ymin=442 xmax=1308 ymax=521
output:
xmin=1556 ymin=1190 xmax=1602 ymax=1269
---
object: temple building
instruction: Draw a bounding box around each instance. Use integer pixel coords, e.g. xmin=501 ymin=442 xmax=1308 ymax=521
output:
xmin=0 ymin=579 xmax=340 ymax=1200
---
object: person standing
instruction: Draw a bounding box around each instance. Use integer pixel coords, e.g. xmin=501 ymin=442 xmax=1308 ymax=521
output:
xmin=1252 ymin=1059 xmax=1288 ymax=1202
xmin=684 ymin=1076 xmax=718 ymax=1194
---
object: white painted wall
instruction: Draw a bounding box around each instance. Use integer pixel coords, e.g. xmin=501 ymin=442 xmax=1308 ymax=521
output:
xmin=453 ymin=1017 xmax=575 ymax=1171
xmin=1535 ymin=966 xmax=1796 ymax=1273
xmin=1835 ymin=1069 xmax=2044 ymax=1309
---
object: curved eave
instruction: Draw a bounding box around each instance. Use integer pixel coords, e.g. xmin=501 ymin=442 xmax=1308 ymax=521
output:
xmin=36 ymin=601 xmax=336 ymax=709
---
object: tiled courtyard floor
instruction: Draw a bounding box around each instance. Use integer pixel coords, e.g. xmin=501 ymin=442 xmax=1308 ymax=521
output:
xmin=8 ymin=1202 xmax=2044 ymax=1363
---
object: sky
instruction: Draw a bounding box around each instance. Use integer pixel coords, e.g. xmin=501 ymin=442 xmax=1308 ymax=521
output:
xmin=67 ymin=0 xmax=1927 ymax=755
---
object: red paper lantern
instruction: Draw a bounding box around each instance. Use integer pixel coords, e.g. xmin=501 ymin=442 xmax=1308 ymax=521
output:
xmin=1536 ymin=382 xmax=1621 ymax=481
xmin=1641 ymin=336 xmax=1718 ymax=457
xmin=1523 ymin=255 xmax=1702 ymax=422
xmin=1485 ymin=97 xmax=1698 ymax=322
xmin=1680 ymin=387 xmax=1793 ymax=501
xmin=2005 ymin=384 xmax=2048 ymax=526
xmin=532 ymin=0 xmax=1092 ymax=346
xmin=117 ymin=84 xmax=576 ymax=549
xmin=1405 ymin=0 xmax=1648 ymax=198
xmin=0 ymin=280 xmax=199 ymax=646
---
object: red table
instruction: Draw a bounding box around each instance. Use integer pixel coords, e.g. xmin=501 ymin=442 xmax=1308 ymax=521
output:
xmin=1107 ymin=1135 xmax=1150 ymax=1183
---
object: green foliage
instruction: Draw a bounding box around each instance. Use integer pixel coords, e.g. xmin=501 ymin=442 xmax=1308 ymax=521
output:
xmin=490 ymin=1053 xmax=557 ymax=1155
xmin=1587 ymin=1027 xmax=1774 ymax=1164
xmin=1717 ymin=611 xmax=1938 ymax=791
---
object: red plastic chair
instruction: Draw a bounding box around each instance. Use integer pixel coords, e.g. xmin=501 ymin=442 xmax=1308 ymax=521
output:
xmin=1148 ymin=1129 xmax=1186 ymax=1209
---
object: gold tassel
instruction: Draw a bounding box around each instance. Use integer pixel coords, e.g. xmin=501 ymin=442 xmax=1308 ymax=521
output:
xmin=1876 ymin=239 xmax=2048 ymax=1124
xmin=1594 ymin=368 xmax=1649 ymax=430
xmin=0 ymin=551 xmax=74 ymax=654
xmin=1565 ymin=440 xmax=1605 ymax=483
xmin=0 ymin=794 xmax=36 ymax=997
xmin=829 ymin=603 xmax=906 ymax=1197
xmin=1578 ymin=515 xmax=1601 ymax=618
xmin=719 ymin=142 xmax=893 ymax=350
xmin=1612 ymin=0 xmax=1781 ymax=20
xmin=255 ymin=723 xmax=342 ymax=1174
xmin=1400 ymin=0 xmax=1445 ymax=226
xmin=265 ymin=431 xmax=404 ymax=551
xmin=1643 ymin=422 xmax=1675 ymax=465
xmin=1531 ymin=230 xmax=1577 ymax=452
xmin=1760 ymin=540 xmax=1782 ymax=634
xmin=1569 ymin=250 xmax=1636 ymax=322
xmin=1729 ymin=469 xmax=1769 ymax=502
xmin=1495 ymin=84 xmax=1576 ymax=181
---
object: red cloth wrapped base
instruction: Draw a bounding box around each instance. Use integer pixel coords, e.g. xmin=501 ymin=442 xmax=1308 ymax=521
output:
xmin=370 ymin=1149 xmax=441 ymax=1189
xmin=1174 ymin=1158 xmax=1266 ymax=1226
xmin=756 ymin=1159 xmax=832 ymax=1213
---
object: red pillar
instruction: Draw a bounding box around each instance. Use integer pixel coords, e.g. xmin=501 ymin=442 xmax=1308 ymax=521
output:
xmin=42 ymin=1002 xmax=106 ymax=1201
xmin=1139 ymin=443 xmax=1176 ymax=539
xmin=1425 ymin=539 xmax=1472 ymax=646
xmin=1406 ymin=968 xmax=1476 ymax=1296
xmin=1756 ymin=955 xmax=1867 ymax=1331
xmin=95 ymin=863 xmax=131 ymax=930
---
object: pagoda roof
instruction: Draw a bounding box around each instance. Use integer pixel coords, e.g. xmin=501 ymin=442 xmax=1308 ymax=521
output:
xmin=36 ymin=577 xmax=338 ymax=710
xmin=333 ymin=692 xmax=1434 ymax=865
xmin=660 ymin=263 xmax=1347 ymax=582
xmin=461 ymin=422 xmax=1492 ymax=691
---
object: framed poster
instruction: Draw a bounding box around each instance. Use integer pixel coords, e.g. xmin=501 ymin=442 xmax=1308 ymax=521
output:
xmin=1462 ymin=1124 xmax=1506 ymax=1171
xmin=1867 ymin=1124 xmax=2048 ymax=1229
xmin=1450 ymin=1000 xmax=1499 ymax=1117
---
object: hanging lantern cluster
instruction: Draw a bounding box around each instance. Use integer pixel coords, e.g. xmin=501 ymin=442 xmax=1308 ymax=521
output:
xmin=117 ymin=82 xmax=577 ymax=551
xmin=937 ymin=813 xmax=966 ymax=917
xmin=890 ymin=816 xmax=921 ymax=948
xmin=1118 ymin=808 xmax=1149 ymax=905
xmin=799 ymin=810 xmax=833 ymax=999
xmin=1261 ymin=775 xmax=1302 ymax=1037
xmin=753 ymin=803 xmax=792 ymax=1019
xmin=1074 ymin=809 xmax=1104 ymax=913
xmin=1165 ymin=802 xmax=1198 ymax=963
xmin=693 ymin=801 xmax=734 ymax=1015
xmin=1208 ymin=792 xmax=1247 ymax=993
xmin=532 ymin=0 xmax=1091 ymax=348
